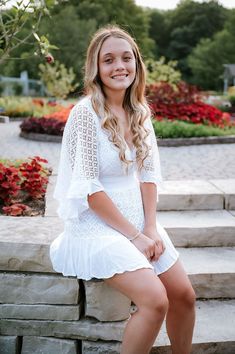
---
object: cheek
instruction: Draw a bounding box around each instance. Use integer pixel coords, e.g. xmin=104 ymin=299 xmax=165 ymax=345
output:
xmin=99 ymin=65 xmax=110 ymax=81
xmin=129 ymin=60 xmax=136 ymax=73
xmin=129 ymin=62 xmax=136 ymax=79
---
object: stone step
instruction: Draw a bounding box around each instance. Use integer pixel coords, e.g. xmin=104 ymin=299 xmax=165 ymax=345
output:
xmin=1 ymin=219 xmax=235 ymax=299
xmin=45 ymin=178 xmax=235 ymax=216
xmin=180 ymin=247 xmax=235 ymax=298
xmin=0 ymin=216 xmax=63 ymax=273
xmin=210 ymin=179 xmax=235 ymax=210
xmin=1 ymin=300 xmax=234 ymax=354
xmin=151 ymin=299 xmax=235 ymax=353
xmin=158 ymin=209 xmax=235 ymax=247
xmin=157 ymin=179 xmax=235 ymax=211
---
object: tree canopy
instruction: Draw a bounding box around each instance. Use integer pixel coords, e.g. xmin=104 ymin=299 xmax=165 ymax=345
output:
xmin=1 ymin=0 xmax=234 ymax=91
xmin=188 ymin=10 xmax=235 ymax=89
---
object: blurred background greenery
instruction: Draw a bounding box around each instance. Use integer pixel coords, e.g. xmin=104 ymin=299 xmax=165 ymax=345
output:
xmin=1 ymin=0 xmax=235 ymax=92
xmin=1 ymin=0 xmax=235 ymax=139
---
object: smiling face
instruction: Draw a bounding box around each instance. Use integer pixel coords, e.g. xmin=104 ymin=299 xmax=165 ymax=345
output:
xmin=98 ymin=36 xmax=136 ymax=97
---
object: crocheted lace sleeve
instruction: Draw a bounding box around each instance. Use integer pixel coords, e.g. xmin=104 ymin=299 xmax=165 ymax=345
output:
xmin=138 ymin=117 xmax=163 ymax=188
xmin=54 ymin=101 xmax=104 ymax=220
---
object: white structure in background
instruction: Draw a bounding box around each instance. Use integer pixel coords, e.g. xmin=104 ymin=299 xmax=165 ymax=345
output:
xmin=223 ymin=64 xmax=235 ymax=94
xmin=0 ymin=71 xmax=45 ymax=96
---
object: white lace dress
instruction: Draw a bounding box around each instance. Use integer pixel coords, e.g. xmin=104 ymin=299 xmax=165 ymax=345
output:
xmin=50 ymin=96 xmax=179 ymax=280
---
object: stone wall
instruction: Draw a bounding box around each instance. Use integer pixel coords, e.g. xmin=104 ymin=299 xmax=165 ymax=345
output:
xmin=0 ymin=260 xmax=131 ymax=353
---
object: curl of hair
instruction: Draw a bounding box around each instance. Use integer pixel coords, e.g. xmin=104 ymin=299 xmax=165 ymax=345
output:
xmin=84 ymin=25 xmax=151 ymax=171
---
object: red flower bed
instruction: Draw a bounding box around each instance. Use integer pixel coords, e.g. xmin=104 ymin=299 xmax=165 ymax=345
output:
xmin=0 ymin=156 xmax=50 ymax=216
xmin=146 ymin=82 xmax=232 ymax=128
xmin=20 ymin=105 xmax=73 ymax=135
xmin=20 ymin=117 xmax=65 ymax=135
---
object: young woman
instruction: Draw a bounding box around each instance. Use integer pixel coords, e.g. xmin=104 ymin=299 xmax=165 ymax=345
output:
xmin=50 ymin=25 xmax=196 ymax=354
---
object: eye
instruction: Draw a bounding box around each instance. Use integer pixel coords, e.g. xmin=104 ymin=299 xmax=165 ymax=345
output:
xmin=124 ymin=57 xmax=132 ymax=62
xmin=104 ymin=58 xmax=112 ymax=64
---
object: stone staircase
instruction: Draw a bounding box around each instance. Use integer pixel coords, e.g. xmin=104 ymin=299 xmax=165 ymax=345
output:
xmin=153 ymin=180 xmax=235 ymax=353
xmin=0 ymin=178 xmax=234 ymax=353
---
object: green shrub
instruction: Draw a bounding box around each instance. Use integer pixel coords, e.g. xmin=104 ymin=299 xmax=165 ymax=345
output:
xmin=146 ymin=57 xmax=181 ymax=86
xmin=39 ymin=61 xmax=78 ymax=99
xmin=228 ymin=96 xmax=235 ymax=107
xmin=152 ymin=119 xmax=235 ymax=139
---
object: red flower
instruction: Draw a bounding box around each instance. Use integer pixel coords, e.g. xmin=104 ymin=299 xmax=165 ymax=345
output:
xmin=3 ymin=203 xmax=29 ymax=216
xmin=0 ymin=157 xmax=49 ymax=216
xmin=45 ymin=53 xmax=54 ymax=64
xmin=147 ymin=82 xmax=232 ymax=128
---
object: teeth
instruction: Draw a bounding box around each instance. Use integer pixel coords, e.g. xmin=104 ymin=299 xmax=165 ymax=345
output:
xmin=112 ymin=74 xmax=128 ymax=79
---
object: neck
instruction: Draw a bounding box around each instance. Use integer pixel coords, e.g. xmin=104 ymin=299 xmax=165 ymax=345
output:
xmin=104 ymin=88 xmax=126 ymax=108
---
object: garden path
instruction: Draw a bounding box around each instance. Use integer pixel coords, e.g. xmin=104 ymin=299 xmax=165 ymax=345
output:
xmin=0 ymin=121 xmax=235 ymax=179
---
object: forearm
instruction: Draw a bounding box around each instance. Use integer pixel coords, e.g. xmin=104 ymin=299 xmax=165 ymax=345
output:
xmin=88 ymin=191 xmax=138 ymax=238
xmin=140 ymin=182 xmax=157 ymax=228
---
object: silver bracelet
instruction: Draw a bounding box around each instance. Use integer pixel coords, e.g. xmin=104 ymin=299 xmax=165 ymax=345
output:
xmin=128 ymin=230 xmax=141 ymax=242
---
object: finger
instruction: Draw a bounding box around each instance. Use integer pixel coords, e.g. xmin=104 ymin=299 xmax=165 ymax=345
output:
xmin=156 ymin=240 xmax=165 ymax=254
xmin=145 ymin=251 xmax=151 ymax=260
xmin=151 ymin=244 xmax=160 ymax=261
xmin=146 ymin=250 xmax=155 ymax=262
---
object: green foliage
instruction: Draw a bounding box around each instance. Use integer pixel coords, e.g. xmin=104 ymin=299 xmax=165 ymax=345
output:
xmin=12 ymin=83 xmax=23 ymax=96
xmin=38 ymin=5 xmax=97 ymax=87
xmin=146 ymin=57 xmax=181 ymax=85
xmin=0 ymin=96 xmax=58 ymax=117
xmin=146 ymin=9 xmax=168 ymax=58
xmin=70 ymin=0 xmax=155 ymax=58
xmin=188 ymin=10 xmax=235 ymax=90
xmin=229 ymin=96 xmax=235 ymax=107
xmin=1 ymin=0 xmax=155 ymax=85
xmin=1 ymin=0 xmax=234 ymax=92
xmin=148 ymin=0 xmax=228 ymax=81
xmin=152 ymin=119 xmax=235 ymax=139
xmin=39 ymin=61 xmax=78 ymax=98
xmin=0 ymin=0 xmax=58 ymax=65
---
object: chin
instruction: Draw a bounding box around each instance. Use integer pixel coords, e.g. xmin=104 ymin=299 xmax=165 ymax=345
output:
xmin=111 ymin=81 xmax=132 ymax=91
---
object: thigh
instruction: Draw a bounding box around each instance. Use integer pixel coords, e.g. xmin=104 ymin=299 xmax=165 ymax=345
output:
xmin=158 ymin=259 xmax=195 ymax=301
xmin=105 ymin=268 xmax=167 ymax=307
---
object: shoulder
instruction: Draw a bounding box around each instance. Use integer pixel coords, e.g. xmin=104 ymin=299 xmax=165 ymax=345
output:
xmin=67 ymin=95 xmax=99 ymax=127
xmin=70 ymin=95 xmax=94 ymax=116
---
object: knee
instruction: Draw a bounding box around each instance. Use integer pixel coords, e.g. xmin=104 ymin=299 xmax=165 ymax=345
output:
xmin=176 ymin=285 xmax=196 ymax=309
xmin=185 ymin=286 xmax=196 ymax=308
xmin=154 ymin=293 xmax=169 ymax=317
xmin=144 ymin=289 xmax=169 ymax=317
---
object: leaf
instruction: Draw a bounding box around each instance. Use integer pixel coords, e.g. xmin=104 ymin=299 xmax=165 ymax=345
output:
xmin=33 ymin=32 xmax=40 ymax=42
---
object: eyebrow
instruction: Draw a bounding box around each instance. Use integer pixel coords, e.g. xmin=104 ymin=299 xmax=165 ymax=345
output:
xmin=102 ymin=50 xmax=133 ymax=58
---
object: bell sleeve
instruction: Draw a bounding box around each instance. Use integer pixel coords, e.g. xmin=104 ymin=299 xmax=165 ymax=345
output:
xmin=137 ymin=117 xmax=163 ymax=193
xmin=54 ymin=102 xmax=104 ymax=220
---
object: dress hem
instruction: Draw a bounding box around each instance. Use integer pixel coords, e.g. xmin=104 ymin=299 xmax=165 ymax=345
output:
xmin=157 ymin=253 xmax=179 ymax=276
xmin=53 ymin=263 xmax=154 ymax=281
xmin=52 ymin=254 xmax=180 ymax=281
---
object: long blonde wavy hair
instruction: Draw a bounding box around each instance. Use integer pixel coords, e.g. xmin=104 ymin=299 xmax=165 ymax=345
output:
xmin=84 ymin=25 xmax=151 ymax=170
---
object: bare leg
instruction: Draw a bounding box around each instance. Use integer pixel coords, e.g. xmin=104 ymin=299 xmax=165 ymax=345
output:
xmin=105 ymin=268 xmax=168 ymax=354
xmin=159 ymin=259 xmax=196 ymax=354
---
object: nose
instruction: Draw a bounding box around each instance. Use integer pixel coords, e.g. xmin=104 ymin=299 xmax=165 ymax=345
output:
xmin=114 ymin=58 xmax=125 ymax=71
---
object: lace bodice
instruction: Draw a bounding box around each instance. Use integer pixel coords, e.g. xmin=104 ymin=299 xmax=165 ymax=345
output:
xmin=54 ymin=96 xmax=163 ymax=220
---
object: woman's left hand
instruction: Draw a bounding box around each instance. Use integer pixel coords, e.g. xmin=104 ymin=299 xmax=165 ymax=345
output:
xmin=142 ymin=226 xmax=165 ymax=262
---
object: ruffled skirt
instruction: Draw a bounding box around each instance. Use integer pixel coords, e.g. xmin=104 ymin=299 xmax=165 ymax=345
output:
xmin=50 ymin=184 xmax=179 ymax=280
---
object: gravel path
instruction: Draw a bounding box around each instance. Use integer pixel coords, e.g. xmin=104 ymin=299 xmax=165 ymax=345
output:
xmin=0 ymin=121 xmax=235 ymax=180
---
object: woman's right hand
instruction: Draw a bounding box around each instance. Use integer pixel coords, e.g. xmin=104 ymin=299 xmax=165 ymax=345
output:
xmin=131 ymin=233 xmax=156 ymax=261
